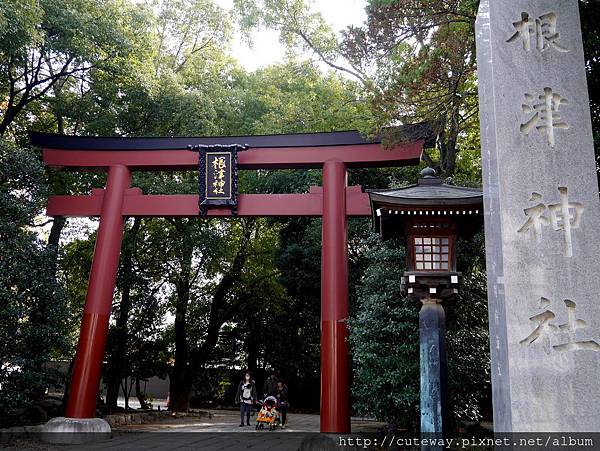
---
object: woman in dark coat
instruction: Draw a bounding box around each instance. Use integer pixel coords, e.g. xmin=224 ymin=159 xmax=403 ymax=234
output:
xmin=275 ymin=380 xmax=289 ymax=427
xmin=263 ymin=371 xmax=278 ymax=398
xmin=235 ymin=370 xmax=257 ymax=427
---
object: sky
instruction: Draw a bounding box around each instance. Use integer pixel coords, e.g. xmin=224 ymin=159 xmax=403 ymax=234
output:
xmin=214 ymin=0 xmax=368 ymax=71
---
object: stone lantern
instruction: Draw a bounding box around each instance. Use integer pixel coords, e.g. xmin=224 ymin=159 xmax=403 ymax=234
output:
xmin=368 ymin=167 xmax=483 ymax=439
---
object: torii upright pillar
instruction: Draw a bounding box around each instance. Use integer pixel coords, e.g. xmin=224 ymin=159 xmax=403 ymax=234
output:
xmin=66 ymin=165 xmax=130 ymax=418
xmin=320 ymin=160 xmax=351 ymax=433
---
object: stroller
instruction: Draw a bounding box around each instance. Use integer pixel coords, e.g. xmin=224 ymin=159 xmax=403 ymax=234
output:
xmin=255 ymin=396 xmax=281 ymax=431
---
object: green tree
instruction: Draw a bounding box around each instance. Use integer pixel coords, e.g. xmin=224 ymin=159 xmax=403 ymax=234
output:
xmin=234 ymin=0 xmax=479 ymax=175
xmin=344 ymin=0 xmax=480 ymax=174
xmin=163 ymin=216 xmax=282 ymax=412
xmin=349 ymin=233 xmax=490 ymax=430
xmin=0 ymin=141 xmax=68 ymax=411
xmin=0 ymin=0 xmax=149 ymax=137
xmin=104 ymin=219 xmax=171 ymax=411
xmin=348 ymin=236 xmax=419 ymax=427
xmin=0 ymin=0 xmax=518 ymax=423
xmin=221 ymin=62 xmax=371 ymax=135
xmin=580 ymin=0 xmax=600 ymax=158
xmin=0 ymin=0 xmax=153 ymax=289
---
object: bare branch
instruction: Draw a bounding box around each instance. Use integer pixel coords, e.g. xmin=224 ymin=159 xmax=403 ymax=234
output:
xmin=295 ymin=28 xmax=368 ymax=84
xmin=33 ymin=219 xmax=54 ymax=227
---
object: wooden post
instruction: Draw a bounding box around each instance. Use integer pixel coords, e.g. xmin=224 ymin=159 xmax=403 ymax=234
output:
xmin=419 ymin=298 xmax=449 ymax=449
xmin=65 ymin=165 xmax=130 ymax=418
xmin=320 ymin=160 xmax=351 ymax=433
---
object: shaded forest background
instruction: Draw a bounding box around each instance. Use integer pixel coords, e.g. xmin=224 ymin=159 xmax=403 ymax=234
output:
xmin=1 ymin=0 xmax=598 ymax=431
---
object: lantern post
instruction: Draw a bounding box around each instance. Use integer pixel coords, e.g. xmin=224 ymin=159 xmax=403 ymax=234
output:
xmin=369 ymin=167 xmax=483 ymax=447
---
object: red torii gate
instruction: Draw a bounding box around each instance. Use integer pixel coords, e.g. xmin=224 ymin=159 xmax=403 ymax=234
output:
xmin=32 ymin=129 xmax=427 ymax=433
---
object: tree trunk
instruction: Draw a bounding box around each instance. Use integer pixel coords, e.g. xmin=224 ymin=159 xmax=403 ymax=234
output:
xmin=44 ymin=63 xmax=69 ymax=261
xmin=61 ymin=358 xmax=75 ymax=408
xmin=437 ymin=93 xmax=462 ymax=176
xmin=188 ymin=219 xmax=255 ymax=372
xmin=121 ymin=377 xmax=132 ymax=410
xmin=106 ymin=218 xmax=142 ymax=412
xmin=169 ymin=219 xmax=194 ymax=413
xmin=47 ymin=216 xmax=67 ymax=276
xmin=169 ymin=219 xmax=255 ymax=410
xmin=0 ymin=104 xmax=17 ymax=137
xmin=168 ymin=369 xmax=193 ymax=412
xmin=135 ymin=377 xmax=150 ymax=410
xmin=246 ymin=317 xmax=260 ymax=375
xmin=444 ymin=100 xmax=461 ymax=175
xmin=45 ymin=156 xmax=69 ymax=276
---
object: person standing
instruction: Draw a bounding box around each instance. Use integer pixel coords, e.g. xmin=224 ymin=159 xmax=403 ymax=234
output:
xmin=235 ymin=371 xmax=257 ymax=427
xmin=275 ymin=380 xmax=289 ymax=428
xmin=262 ymin=371 xmax=278 ymax=398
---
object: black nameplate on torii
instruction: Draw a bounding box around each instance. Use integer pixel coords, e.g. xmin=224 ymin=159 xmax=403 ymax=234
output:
xmin=187 ymin=143 xmax=249 ymax=216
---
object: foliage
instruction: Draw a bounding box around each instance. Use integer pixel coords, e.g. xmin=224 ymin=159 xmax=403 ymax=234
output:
xmin=346 ymin=0 xmax=480 ymax=174
xmin=233 ymin=0 xmax=599 ymax=175
xmin=0 ymin=141 xmax=68 ymax=410
xmin=102 ymin=218 xmax=171 ymax=409
xmin=580 ymin=0 xmax=600 ymax=160
xmin=234 ymin=0 xmax=480 ymax=175
xmin=39 ymin=5 xmax=377 ymax=412
xmin=223 ymin=62 xmax=372 ymax=135
xmin=258 ymin=217 xmax=322 ymax=408
xmin=0 ymin=0 xmax=150 ymax=137
xmin=0 ymin=0 xmax=489 ymax=422
xmin=446 ymin=269 xmax=490 ymax=422
xmin=349 ymin=232 xmax=490 ymax=429
xmin=348 ymin=235 xmax=420 ymax=427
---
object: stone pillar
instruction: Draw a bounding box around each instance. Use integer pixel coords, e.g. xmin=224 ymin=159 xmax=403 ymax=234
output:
xmin=419 ymin=299 xmax=448 ymax=449
xmin=476 ymin=1 xmax=600 ymax=431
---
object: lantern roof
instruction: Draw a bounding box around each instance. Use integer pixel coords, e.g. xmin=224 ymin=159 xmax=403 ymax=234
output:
xmin=368 ymin=168 xmax=483 ymax=239
xmin=368 ymin=168 xmax=482 ymax=208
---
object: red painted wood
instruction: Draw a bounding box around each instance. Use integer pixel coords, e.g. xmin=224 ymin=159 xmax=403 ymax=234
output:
xmin=65 ymin=313 xmax=110 ymax=418
xmin=346 ymin=185 xmax=370 ymax=216
xmin=42 ymin=141 xmax=423 ymax=170
xmin=122 ymin=193 xmax=324 ymax=217
xmin=320 ymin=160 xmax=351 ymax=433
xmin=46 ymin=188 xmax=372 ymax=217
xmin=66 ymin=165 xmax=130 ymax=419
xmin=47 ymin=194 xmax=104 ymax=217
xmin=321 ymin=320 xmax=351 ymax=433
xmin=49 ymin=132 xmax=423 ymax=430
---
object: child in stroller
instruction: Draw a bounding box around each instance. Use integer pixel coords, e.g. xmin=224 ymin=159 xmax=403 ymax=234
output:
xmin=255 ymin=396 xmax=281 ymax=431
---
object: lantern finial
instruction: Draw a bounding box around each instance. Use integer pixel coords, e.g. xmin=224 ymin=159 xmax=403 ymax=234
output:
xmin=420 ymin=166 xmax=437 ymax=178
